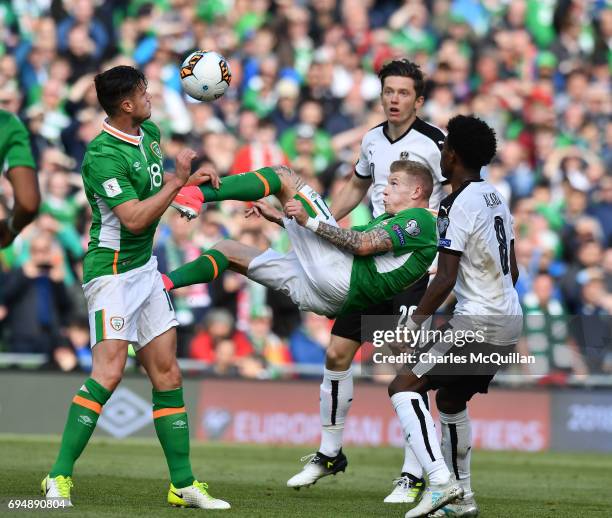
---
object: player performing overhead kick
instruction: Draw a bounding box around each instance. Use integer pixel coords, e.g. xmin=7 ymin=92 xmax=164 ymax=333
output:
xmin=287 ymin=59 xmax=447 ymax=501
xmin=166 ymin=159 xmax=437 ymax=323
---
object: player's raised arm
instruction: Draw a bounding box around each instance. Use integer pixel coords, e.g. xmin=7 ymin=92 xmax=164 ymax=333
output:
xmin=284 ymin=198 xmax=392 ymax=256
xmin=330 ymin=173 xmax=372 ymax=222
xmin=245 ymin=200 xmax=285 ymax=227
xmin=111 ymin=149 xmax=196 ymax=234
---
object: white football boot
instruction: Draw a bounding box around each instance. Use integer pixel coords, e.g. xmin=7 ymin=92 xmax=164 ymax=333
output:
xmin=384 ymin=473 xmax=426 ymax=503
xmin=286 ymin=449 xmax=348 ymax=489
xmin=168 ymin=480 xmax=230 ymax=509
xmin=405 ymin=480 xmax=463 ymax=517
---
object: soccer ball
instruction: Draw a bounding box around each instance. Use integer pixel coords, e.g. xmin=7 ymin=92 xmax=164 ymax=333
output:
xmin=180 ymin=50 xmax=231 ymax=102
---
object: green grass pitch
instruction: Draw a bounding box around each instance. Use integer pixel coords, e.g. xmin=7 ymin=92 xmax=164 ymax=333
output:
xmin=1 ymin=435 xmax=610 ymax=517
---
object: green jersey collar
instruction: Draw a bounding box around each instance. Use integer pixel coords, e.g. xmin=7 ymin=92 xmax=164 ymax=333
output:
xmin=102 ymin=120 xmax=144 ymax=146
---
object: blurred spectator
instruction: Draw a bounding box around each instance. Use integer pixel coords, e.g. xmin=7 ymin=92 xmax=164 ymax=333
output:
xmin=189 ymin=308 xmax=253 ymax=364
xmin=247 ymin=305 xmax=292 ymax=378
xmin=230 ymin=117 xmax=289 ymax=174
xmin=269 ymin=78 xmax=300 ymax=135
xmin=570 ymin=274 xmax=612 ymax=374
xmin=519 ymin=272 xmax=587 ymax=377
xmin=57 ymin=0 xmax=110 ymax=64
xmin=156 ymin=212 xmax=213 ymax=357
xmin=212 ymin=339 xmax=240 ymax=377
xmin=587 ymin=175 xmax=612 ymax=246
xmin=280 ymin=100 xmax=335 ymax=174
xmin=66 ymin=316 xmax=92 ymax=372
xmin=289 ymin=312 xmax=331 ymax=365
xmin=0 ymin=231 xmax=71 ymax=355
xmin=560 ymin=240 xmax=604 ymax=313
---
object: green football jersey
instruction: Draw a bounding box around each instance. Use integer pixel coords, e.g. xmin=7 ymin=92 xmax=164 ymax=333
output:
xmin=82 ymin=120 xmax=165 ymax=283
xmin=0 ymin=109 xmax=36 ymax=172
xmin=340 ymin=208 xmax=437 ymax=314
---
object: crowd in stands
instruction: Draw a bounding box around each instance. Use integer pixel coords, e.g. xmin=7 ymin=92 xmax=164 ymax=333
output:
xmin=0 ymin=0 xmax=610 ymax=379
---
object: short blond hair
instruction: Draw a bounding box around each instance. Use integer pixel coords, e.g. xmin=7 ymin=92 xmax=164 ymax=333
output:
xmin=389 ymin=160 xmax=433 ymax=200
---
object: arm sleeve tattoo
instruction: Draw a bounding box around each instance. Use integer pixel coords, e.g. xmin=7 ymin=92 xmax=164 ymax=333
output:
xmin=314 ymin=222 xmax=393 ymax=255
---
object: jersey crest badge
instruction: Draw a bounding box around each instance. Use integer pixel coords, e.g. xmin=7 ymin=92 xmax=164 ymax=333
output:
xmin=150 ymin=141 xmax=163 ymax=159
xmin=110 ymin=316 xmax=125 ymax=331
xmin=405 ymin=219 xmax=420 ymax=236
xmin=400 ymin=150 xmax=409 ymax=160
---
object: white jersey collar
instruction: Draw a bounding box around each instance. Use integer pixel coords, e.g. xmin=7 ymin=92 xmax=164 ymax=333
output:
xmin=102 ymin=120 xmax=143 ymax=146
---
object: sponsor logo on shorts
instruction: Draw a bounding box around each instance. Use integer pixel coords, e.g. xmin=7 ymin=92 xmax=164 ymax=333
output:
xmin=150 ymin=141 xmax=163 ymax=159
xmin=392 ymin=224 xmax=406 ymax=246
xmin=439 ymin=238 xmax=452 ymax=247
xmin=110 ymin=316 xmax=125 ymax=331
xmin=78 ymin=415 xmax=94 ymax=427
xmin=405 ymin=219 xmax=420 ymax=236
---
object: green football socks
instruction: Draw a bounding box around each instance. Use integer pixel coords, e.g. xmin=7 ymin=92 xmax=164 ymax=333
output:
xmin=153 ymin=387 xmax=195 ymax=489
xmin=199 ymin=166 xmax=281 ymax=202
xmin=49 ymin=378 xmax=112 ymax=477
xmin=167 ymin=249 xmax=229 ymax=290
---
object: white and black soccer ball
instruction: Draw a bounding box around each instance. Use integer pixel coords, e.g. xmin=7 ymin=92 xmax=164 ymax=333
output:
xmin=180 ymin=50 xmax=231 ymax=102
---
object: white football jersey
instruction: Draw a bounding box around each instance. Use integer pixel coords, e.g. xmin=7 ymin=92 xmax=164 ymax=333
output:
xmin=355 ymin=118 xmax=447 ymax=217
xmin=437 ymin=180 xmax=522 ymax=327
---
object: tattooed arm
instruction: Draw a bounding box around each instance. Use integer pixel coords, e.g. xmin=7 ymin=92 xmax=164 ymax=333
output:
xmin=283 ymin=198 xmax=392 ymax=256
xmin=314 ymin=222 xmax=393 ymax=256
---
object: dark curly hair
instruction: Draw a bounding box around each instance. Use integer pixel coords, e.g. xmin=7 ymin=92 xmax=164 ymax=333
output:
xmin=446 ymin=115 xmax=497 ymax=170
xmin=94 ymin=66 xmax=147 ymax=116
xmin=378 ymin=59 xmax=425 ymax=98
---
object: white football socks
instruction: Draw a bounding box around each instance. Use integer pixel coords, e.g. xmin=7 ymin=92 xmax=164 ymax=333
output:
xmin=400 ymin=391 xmax=428 ymax=478
xmin=440 ymin=408 xmax=473 ymax=496
xmin=319 ymin=368 xmax=353 ymax=457
xmin=401 ymin=444 xmax=424 ymax=478
xmin=391 ymin=392 xmax=450 ymax=485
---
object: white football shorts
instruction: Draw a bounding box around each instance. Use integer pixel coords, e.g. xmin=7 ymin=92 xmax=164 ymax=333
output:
xmin=247 ymin=185 xmax=353 ymax=317
xmin=82 ymin=256 xmax=178 ymax=350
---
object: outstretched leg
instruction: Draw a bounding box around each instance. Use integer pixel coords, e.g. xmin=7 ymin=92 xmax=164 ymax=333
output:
xmin=163 ymin=240 xmax=262 ymax=290
xmin=194 ymin=165 xmax=305 ymax=205
xmin=174 ymin=165 xmax=315 ymax=220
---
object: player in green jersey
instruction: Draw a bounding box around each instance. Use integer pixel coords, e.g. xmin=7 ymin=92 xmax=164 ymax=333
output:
xmin=0 ymin=109 xmax=40 ymax=247
xmin=162 ymin=159 xmax=437 ymax=319
xmin=42 ymin=66 xmax=230 ymax=510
